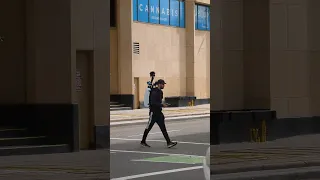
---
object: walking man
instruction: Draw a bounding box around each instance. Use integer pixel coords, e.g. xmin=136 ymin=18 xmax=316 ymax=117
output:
xmin=140 ymin=79 xmax=178 ymax=148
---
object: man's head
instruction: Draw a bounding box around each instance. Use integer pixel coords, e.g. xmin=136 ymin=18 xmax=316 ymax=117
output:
xmin=157 ymin=79 xmax=166 ymax=89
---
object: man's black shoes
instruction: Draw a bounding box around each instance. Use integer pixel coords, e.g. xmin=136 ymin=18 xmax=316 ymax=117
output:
xmin=167 ymin=141 xmax=178 ymax=148
xmin=141 ymin=141 xmax=177 ymax=148
xmin=141 ymin=141 xmax=151 ymax=147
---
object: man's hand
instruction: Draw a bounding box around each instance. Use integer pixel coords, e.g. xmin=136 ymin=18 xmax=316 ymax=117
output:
xmin=163 ymin=103 xmax=171 ymax=107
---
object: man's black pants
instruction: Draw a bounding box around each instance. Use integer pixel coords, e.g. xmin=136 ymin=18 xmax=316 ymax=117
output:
xmin=141 ymin=110 xmax=171 ymax=144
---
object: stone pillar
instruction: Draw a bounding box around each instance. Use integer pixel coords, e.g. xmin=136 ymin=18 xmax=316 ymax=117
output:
xmin=117 ymin=0 xmax=133 ymax=96
xmin=26 ymin=0 xmax=72 ymax=103
xmin=93 ymin=0 xmax=110 ymax=126
xmin=270 ymin=0 xmax=310 ymax=118
xmin=243 ymin=0 xmax=270 ymax=109
xmin=0 ymin=0 xmax=26 ymax=103
xmin=210 ymin=0 xmax=223 ymax=110
xmin=185 ymin=0 xmax=195 ymax=96
xmin=211 ymin=0 xmax=244 ymax=110
xmin=307 ymin=0 xmax=320 ymax=116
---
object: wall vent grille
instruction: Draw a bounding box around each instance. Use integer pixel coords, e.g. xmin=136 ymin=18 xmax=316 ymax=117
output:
xmin=133 ymin=42 xmax=140 ymax=54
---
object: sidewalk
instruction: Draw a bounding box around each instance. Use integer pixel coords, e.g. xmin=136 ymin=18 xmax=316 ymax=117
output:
xmin=211 ymin=134 xmax=320 ymax=175
xmin=0 ymin=149 xmax=109 ymax=179
xmin=110 ymin=104 xmax=210 ymax=122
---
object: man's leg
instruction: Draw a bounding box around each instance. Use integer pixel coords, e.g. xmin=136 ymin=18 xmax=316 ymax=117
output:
xmin=141 ymin=111 xmax=156 ymax=147
xmin=157 ymin=113 xmax=177 ymax=148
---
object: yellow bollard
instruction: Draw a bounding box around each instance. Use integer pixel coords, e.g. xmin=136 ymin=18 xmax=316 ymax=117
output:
xmin=250 ymin=128 xmax=254 ymax=142
xmin=250 ymin=128 xmax=261 ymax=142
xmin=261 ymin=120 xmax=267 ymax=142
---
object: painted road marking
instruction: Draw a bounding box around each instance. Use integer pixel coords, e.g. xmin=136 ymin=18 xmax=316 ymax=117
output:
xmin=111 ymin=166 xmax=203 ymax=180
xmin=127 ymin=130 xmax=181 ymax=137
xmin=110 ymin=149 xmax=205 ymax=158
xmin=111 ymin=137 xmax=209 ymax=145
xmin=132 ymin=155 xmax=203 ymax=165
xmin=110 ymin=114 xmax=210 ymax=126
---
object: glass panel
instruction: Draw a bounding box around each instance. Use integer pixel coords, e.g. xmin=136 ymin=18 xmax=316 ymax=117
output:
xmin=206 ymin=6 xmax=210 ymax=30
xmin=149 ymin=0 xmax=160 ymax=24
xmin=197 ymin=5 xmax=208 ymax=30
xmin=179 ymin=1 xmax=185 ymax=28
xmin=138 ymin=0 xmax=149 ymax=23
xmin=169 ymin=0 xmax=180 ymax=27
xmin=133 ymin=0 xmax=138 ymax=21
xmin=160 ymin=0 xmax=169 ymax=25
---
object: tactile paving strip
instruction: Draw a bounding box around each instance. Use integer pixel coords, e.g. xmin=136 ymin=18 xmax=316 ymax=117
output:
xmin=211 ymin=147 xmax=320 ymax=165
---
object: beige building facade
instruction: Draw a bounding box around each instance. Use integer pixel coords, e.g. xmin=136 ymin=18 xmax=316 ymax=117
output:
xmin=1 ymin=0 xmax=110 ymax=151
xmin=110 ymin=0 xmax=211 ymax=109
xmin=211 ymin=0 xmax=320 ymax=119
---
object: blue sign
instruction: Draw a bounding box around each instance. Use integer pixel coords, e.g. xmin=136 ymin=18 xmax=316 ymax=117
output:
xmin=180 ymin=2 xmax=185 ymax=28
xmin=207 ymin=7 xmax=210 ymax=30
xmin=195 ymin=4 xmax=210 ymax=30
xmin=149 ymin=0 xmax=160 ymax=24
xmin=195 ymin=5 xmax=198 ymax=28
xmin=138 ymin=0 xmax=148 ymax=23
xmin=170 ymin=0 xmax=180 ymax=27
xmin=160 ymin=0 xmax=169 ymax=25
xmin=133 ymin=0 xmax=138 ymax=21
xmin=133 ymin=0 xmax=185 ymax=28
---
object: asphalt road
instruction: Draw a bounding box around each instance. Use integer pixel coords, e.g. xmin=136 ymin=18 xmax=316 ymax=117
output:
xmin=110 ymin=117 xmax=210 ymax=180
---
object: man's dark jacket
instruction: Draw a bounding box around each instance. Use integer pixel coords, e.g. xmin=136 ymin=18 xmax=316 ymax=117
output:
xmin=149 ymin=88 xmax=163 ymax=112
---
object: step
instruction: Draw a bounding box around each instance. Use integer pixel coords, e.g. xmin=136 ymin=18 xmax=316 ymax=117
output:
xmin=0 ymin=136 xmax=47 ymax=146
xmin=110 ymin=101 xmax=119 ymax=105
xmin=110 ymin=104 xmax=126 ymax=107
xmin=110 ymin=107 xmax=132 ymax=111
xmin=0 ymin=128 xmax=28 ymax=138
xmin=0 ymin=144 xmax=70 ymax=156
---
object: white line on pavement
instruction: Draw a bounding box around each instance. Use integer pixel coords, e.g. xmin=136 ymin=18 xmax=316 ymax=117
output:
xmin=111 ymin=166 xmax=203 ymax=180
xmin=127 ymin=130 xmax=181 ymax=137
xmin=131 ymin=159 xmax=200 ymax=165
xmin=110 ymin=114 xmax=209 ymax=126
xmin=111 ymin=137 xmax=209 ymax=145
xmin=110 ymin=149 xmax=205 ymax=158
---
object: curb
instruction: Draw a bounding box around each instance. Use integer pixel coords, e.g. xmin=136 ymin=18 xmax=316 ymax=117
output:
xmin=110 ymin=114 xmax=210 ymax=127
xmin=110 ymin=112 xmax=209 ymax=122
xmin=213 ymin=166 xmax=320 ymax=180
xmin=211 ymin=161 xmax=320 ymax=175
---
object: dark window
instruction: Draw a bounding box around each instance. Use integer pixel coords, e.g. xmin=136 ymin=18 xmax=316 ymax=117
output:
xmin=110 ymin=0 xmax=116 ymax=27
xmin=195 ymin=4 xmax=210 ymax=31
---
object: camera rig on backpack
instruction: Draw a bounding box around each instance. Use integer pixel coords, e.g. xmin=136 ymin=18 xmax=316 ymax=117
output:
xmin=147 ymin=71 xmax=156 ymax=89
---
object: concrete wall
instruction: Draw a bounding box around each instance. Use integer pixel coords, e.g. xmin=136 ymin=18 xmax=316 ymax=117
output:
xmin=127 ymin=0 xmax=211 ymax=103
xmin=0 ymin=0 xmax=26 ymax=103
xmin=110 ymin=29 xmax=118 ymax=94
xmin=132 ymin=23 xmax=187 ymax=101
xmin=1 ymin=0 xmax=109 ymax=125
xmin=71 ymin=0 xmax=109 ymax=126
xmin=194 ymin=30 xmax=210 ymax=99
xmin=211 ymin=0 xmax=320 ymax=119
